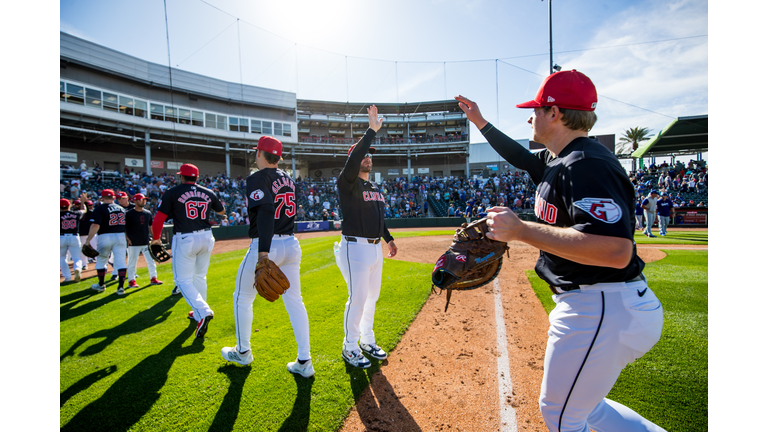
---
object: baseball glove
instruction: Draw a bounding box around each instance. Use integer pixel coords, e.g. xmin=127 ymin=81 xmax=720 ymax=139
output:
xmin=82 ymin=243 xmax=99 ymax=259
xmin=149 ymin=243 xmax=172 ymax=262
xmin=254 ymin=256 xmax=290 ymax=302
xmin=431 ymin=218 xmax=510 ymax=312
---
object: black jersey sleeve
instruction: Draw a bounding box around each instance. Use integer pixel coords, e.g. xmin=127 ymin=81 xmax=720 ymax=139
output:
xmin=382 ymin=221 xmax=394 ymax=244
xmin=340 ymin=129 xmax=376 ymax=185
xmin=480 ymin=123 xmax=547 ymax=184
xmin=246 ymin=175 xmax=272 ymax=208
xmin=255 ymin=205 xmax=276 ymax=253
xmin=562 ymin=158 xmax=635 ymax=240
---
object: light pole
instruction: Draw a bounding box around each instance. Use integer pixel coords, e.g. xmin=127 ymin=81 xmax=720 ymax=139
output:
xmin=549 ymin=0 xmax=553 ymax=74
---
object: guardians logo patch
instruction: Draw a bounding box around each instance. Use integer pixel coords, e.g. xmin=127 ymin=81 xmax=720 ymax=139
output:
xmin=573 ymin=198 xmax=623 ymax=223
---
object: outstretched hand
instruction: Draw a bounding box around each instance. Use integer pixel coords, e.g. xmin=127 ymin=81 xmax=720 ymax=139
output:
xmin=454 ymin=95 xmax=488 ymax=130
xmin=368 ymin=105 xmax=384 ymax=132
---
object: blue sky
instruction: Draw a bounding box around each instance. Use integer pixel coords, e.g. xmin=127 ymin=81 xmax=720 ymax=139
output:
xmin=58 ymin=0 xmax=708 ymax=144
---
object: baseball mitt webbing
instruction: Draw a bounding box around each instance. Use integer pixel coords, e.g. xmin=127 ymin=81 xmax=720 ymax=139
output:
xmin=149 ymin=243 xmax=172 ymax=262
xmin=431 ymin=218 xmax=510 ymax=312
xmin=81 ymin=244 xmax=99 ymax=259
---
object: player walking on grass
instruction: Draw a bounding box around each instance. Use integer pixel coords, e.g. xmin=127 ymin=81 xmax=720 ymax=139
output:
xmin=84 ymin=189 xmax=129 ymax=295
xmin=457 ymin=70 xmax=665 ymax=432
xmin=152 ymin=164 xmax=226 ymax=338
xmin=125 ymin=193 xmax=163 ymax=288
xmin=221 ymin=136 xmax=313 ymax=377
xmin=335 ymin=105 xmax=398 ymax=369
xmin=78 ymin=199 xmax=96 ymax=271
xmin=60 ymin=196 xmax=86 ymax=283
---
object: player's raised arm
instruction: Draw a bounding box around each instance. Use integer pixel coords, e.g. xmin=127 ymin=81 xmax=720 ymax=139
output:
xmin=341 ymin=105 xmax=382 ymax=184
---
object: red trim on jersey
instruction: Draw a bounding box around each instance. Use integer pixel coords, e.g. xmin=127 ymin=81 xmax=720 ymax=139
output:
xmin=152 ymin=211 xmax=168 ymax=240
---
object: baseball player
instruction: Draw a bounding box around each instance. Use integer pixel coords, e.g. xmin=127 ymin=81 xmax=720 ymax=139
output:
xmin=221 ymin=136 xmax=313 ymax=377
xmin=84 ymin=189 xmax=129 ymax=295
xmin=60 ymin=197 xmax=86 ymax=282
xmin=456 ymin=70 xmax=665 ymax=432
xmin=634 ymin=198 xmax=644 ymax=231
xmin=108 ymin=191 xmax=134 ymax=280
xmin=656 ymin=192 xmax=675 ymax=236
xmin=641 ymin=190 xmax=660 ymax=237
xmin=77 ymin=199 xmax=97 ymax=271
xmin=335 ymin=105 xmax=398 ymax=369
xmin=125 ymin=193 xmax=163 ymax=288
xmin=151 ymin=163 xmax=226 ymax=338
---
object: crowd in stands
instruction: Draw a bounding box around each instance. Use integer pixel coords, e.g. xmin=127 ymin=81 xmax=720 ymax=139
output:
xmin=61 ymin=157 xmax=707 ymax=226
xmin=630 ymin=158 xmax=708 ymax=208
xmin=298 ymin=132 xmax=467 ymax=146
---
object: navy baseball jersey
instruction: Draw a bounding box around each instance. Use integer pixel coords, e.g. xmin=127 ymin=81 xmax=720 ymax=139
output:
xmin=656 ymin=199 xmax=673 ymax=217
xmin=60 ymin=210 xmax=84 ymax=235
xmin=79 ymin=208 xmax=93 ymax=236
xmin=90 ymin=203 xmax=127 ymax=234
xmin=247 ymin=168 xmax=295 ymax=238
xmin=481 ymin=124 xmax=643 ymax=287
xmin=337 ymin=129 xmax=394 ymax=242
xmin=157 ymin=183 xmax=224 ymax=234
xmin=125 ymin=208 xmax=154 ymax=246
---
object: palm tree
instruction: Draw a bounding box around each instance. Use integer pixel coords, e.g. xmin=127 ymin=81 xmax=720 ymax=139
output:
xmin=617 ymin=126 xmax=652 ymax=172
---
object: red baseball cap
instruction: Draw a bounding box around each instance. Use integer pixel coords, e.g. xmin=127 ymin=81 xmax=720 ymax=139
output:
xmin=253 ymin=136 xmax=283 ymax=156
xmin=177 ymin=163 xmax=199 ymax=177
xmin=348 ymin=143 xmax=377 ymax=156
xmin=101 ymin=189 xmax=115 ymax=198
xmin=116 ymin=191 xmax=128 ymax=198
xmin=516 ymin=70 xmax=598 ymax=111
xmin=74 ymin=199 xmax=82 ymax=205
xmin=86 ymin=200 xmax=93 ymax=206
xmin=60 ymin=198 xmax=71 ymax=209
xmin=132 ymin=193 xmax=146 ymax=202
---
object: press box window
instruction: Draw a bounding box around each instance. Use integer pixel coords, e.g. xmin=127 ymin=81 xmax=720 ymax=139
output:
xmin=133 ymin=99 xmax=147 ymax=118
xmin=179 ymin=108 xmax=191 ymax=125
xmin=282 ymin=123 xmax=291 ymax=137
xmin=150 ymin=103 xmax=164 ymax=120
xmin=66 ymin=83 xmax=84 ymax=105
xmin=216 ymin=115 xmax=227 ymax=130
xmin=250 ymin=120 xmax=261 ymax=134
xmin=119 ymin=96 xmax=134 ymax=115
xmin=191 ymin=111 xmax=204 ymax=127
xmin=103 ymin=93 xmax=118 ymax=112
xmin=60 ymin=82 xmax=65 ymax=101
xmin=85 ymin=88 xmax=102 ymax=108
xmin=205 ymin=113 xmax=216 ymax=128
xmin=262 ymin=121 xmax=272 ymax=135
xmin=165 ymin=106 xmax=178 ymax=123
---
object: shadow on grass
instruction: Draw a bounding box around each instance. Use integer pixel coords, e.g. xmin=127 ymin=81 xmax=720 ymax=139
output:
xmin=60 ymin=285 xmax=151 ymax=323
xmin=208 ymin=364 xmax=252 ymax=432
xmin=60 ymin=365 xmax=117 ymax=408
xmin=60 ymin=295 xmax=181 ymax=361
xmin=277 ymin=373 xmax=315 ymax=432
xmin=345 ymin=359 xmax=421 ymax=431
xmin=61 ymin=323 xmax=203 ymax=432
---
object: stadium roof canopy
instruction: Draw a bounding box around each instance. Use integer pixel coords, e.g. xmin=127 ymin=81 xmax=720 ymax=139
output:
xmin=297 ymin=99 xmax=461 ymax=116
xmin=631 ymin=114 xmax=708 ymax=158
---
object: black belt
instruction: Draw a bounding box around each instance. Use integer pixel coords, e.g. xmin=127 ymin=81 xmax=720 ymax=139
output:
xmin=178 ymin=228 xmax=211 ymax=234
xmin=549 ymin=274 xmax=645 ymax=295
xmin=344 ymin=236 xmax=381 ymax=244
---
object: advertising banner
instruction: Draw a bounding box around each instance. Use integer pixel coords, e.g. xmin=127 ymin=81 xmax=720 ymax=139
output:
xmin=151 ymin=160 xmax=164 ymax=168
xmin=296 ymin=221 xmax=329 ymax=232
xmin=60 ymin=152 xmax=78 ymax=163
xmin=125 ymin=158 xmax=144 ymax=168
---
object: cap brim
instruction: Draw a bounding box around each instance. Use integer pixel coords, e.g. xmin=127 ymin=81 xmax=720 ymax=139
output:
xmin=515 ymin=100 xmax=543 ymax=109
xmin=369 ymin=147 xmax=377 ymax=154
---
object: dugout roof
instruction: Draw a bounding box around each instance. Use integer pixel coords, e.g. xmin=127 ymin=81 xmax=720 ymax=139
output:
xmin=631 ymin=114 xmax=708 ymax=158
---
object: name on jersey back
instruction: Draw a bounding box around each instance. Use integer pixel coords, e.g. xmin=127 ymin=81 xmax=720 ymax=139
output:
xmin=177 ymin=190 xmax=212 ymax=203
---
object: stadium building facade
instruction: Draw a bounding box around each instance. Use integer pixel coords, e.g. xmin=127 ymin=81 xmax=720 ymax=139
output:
xmin=60 ymin=32 xmax=482 ymax=182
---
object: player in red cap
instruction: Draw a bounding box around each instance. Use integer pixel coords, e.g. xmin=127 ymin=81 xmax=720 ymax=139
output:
xmin=84 ymin=189 xmax=130 ymax=294
xmin=152 ymin=163 xmax=226 ymax=338
xmin=125 ymin=193 xmax=163 ymax=288
xmin=60 ymin=194 xmax=87 ymax=283
xmin=78 ymin=199 xmax=97 ymax=271
xmin=456 ymin=70 xmax=665 ymax=431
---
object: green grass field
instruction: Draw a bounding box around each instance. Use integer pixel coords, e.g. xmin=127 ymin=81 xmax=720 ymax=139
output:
xmin=527 ymin=249 xmax=708 ymax=431
xmin=60 ymin=236 xmax=434 ymax=431
xmin=62 ymin=231 xmax=707 ymax=431
xmin=633 ymin=229 xmax=708 ymax=245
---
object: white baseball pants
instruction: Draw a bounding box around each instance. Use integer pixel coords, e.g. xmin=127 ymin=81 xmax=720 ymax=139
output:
xmin=60 ymin=235 xmax=82 ymax=281
xmin=95 ymin=233 xmax=127 ymax=270
xmin=643 ymin=210 xmax=657 ymax=236
xmin=658 ymin=215 xmax=670 ymax=236
xmin=172 ymin=230 xmax=215 ymax=321
xmin=79 ymin=234 xmax=97 ymax=268
xmin=233 ymin=235 xmax=310 ymax=359
xmin=539 ymin=278 xmax=665 ymax=432
xmin=335 ymin=236 xmax=383 ymax=352
xmin=127 ymin=245 xmax=158 ymax=280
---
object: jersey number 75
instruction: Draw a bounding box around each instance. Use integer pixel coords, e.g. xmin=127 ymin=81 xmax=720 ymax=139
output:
xmin=274 ymin=192 xmax=296 ymax=218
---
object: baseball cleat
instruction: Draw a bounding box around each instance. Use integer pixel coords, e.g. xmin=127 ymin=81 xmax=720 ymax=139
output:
xmin=342 ymin=348 xmax=371 ymax=368
xmin=150 ymin=277 xmax=164 ymax=285
xmin=287 ymin=359 xmax=315 ymax=378
xmin=74 ymin=269 xmax=81 ymax=283
xmin=188 ymin=311 xmax=196 ymax=320
xmin=221 ymin=347 xmax=253 ymax=366
xmin=110 ymin=275 xmax=118 ymax=281
xmin=128 ymin=279 xmax=139 ymax=288
xmin=171 ymin=286 xmax=181 ymax=295
xmin=195 ymin=315 xmax=213 ymax=338
xmin=360 ymin=343 xmax=388 ymax=360
xmin=91 ymin=284 xmax=106 ymax=293
xmin=116 ymin=287 xmax=126 ymax=296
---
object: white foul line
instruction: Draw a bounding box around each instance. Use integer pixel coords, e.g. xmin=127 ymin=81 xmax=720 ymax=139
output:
xmin=495 ymin=278 xmax=517 ymax=432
